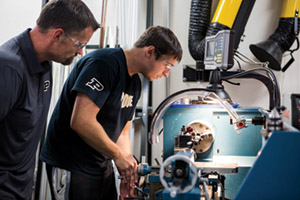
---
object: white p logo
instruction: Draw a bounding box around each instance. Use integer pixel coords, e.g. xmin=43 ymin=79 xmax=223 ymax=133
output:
xmin=86 ymin=78 xmax=104 ymax=91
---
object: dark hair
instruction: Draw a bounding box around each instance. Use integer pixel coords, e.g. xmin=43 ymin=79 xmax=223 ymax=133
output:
xmin=134 ymin=26 xmax=182 ymax=62
xmin=37 ymin=0 xmax=99 ymax=35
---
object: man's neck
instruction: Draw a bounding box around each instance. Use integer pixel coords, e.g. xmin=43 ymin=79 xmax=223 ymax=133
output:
xmin=124 ymin=47 xmax=144 ymax=77
xmin=29 ymin=27 xmax=51 ymax=63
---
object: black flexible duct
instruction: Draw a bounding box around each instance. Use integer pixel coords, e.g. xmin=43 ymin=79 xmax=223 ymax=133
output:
xmin=250 ymin=18 xmax=300 ymax=71
xmin=270 ymin=18 xmax=299 ymax=50
xmin=188 ymin=0 xmax=229 ymax=62
xmin=188 ymin=0 xmax=212 ymax=61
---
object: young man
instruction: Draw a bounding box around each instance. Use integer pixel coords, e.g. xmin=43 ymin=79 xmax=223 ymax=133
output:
xmin=0 ymin=0 xmax=99 ymax=199
xmin=40 ymin=25 xmax=182 ymax=200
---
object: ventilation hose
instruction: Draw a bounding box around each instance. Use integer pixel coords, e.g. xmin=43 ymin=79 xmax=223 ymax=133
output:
xmin=250 ymin=0 xmax=300 ymax=71
xmin=188 ymin=0 xmax=242 ymax=63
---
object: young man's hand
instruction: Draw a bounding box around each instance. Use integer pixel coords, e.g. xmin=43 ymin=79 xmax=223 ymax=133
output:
xmin=114 ymin=151 xmax=138 ymax=186
xmin=119 ymin=180 xmax=137 ymax=200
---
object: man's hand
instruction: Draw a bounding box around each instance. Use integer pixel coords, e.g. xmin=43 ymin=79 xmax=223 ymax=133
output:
xmin=114 ymin=151 xmax=138 ymax=186
xmin=119 ymin=180 xmax=136 ymax=200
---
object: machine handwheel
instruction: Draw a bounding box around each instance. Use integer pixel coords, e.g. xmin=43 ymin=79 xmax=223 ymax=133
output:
xmin=159 ymin=154 xmax=198 ymax=197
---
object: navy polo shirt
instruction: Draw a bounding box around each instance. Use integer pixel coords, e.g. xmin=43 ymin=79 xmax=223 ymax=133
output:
xmin=0 ymin=29 xmax=52 ymax=199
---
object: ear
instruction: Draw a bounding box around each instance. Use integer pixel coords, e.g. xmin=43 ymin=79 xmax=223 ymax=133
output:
xmin=145 ymin=45 xmax=155 ymax=58
xmin=52 ymin=28 xmax=65 ymax=42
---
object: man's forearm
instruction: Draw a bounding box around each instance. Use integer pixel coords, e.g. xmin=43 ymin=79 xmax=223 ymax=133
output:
xmin=70 ymin=92 xmax=122 ymax=160
xmin=116 ymin=121 xmax=132 ymax=154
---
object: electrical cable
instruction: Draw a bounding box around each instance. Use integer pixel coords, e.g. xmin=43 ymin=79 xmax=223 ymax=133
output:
xmin=233 ymin=56 xmax=242 ymax=71
xmin=234 ymin=49 xmax=279 ymax=91
xmin=224 ymin=50 xmax=281 ymax=109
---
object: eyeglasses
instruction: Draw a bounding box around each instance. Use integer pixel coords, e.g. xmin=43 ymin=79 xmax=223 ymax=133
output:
xmin=66 ymin=34 xmax=87 ymax=50
xmin=155 ymin=47 xmax=174 ymax=70
xmin=163 ymin=60 xmax=174 ymax=70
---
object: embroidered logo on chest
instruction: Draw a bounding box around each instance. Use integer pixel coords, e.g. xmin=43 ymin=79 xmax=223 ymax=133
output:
xmin=44 ymin=80 xmax=50 ymax=92
xmin=121 ymin=92 xmax=133 ymax=108
xmin=86 ymin=78 xmax=104 ymax=91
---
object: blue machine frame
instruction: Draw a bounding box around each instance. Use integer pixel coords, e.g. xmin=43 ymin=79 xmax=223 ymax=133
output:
xmin=163 ymin=104 xmax=263 ymax=199
xmin=235 ymin=131 xmax=300 ymax=199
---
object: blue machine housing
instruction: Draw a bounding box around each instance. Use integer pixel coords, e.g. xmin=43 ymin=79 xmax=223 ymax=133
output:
xmin=163 ymin=104 xmax=263 ymax=199
xmin=161 ymin=187 xmax=201 ymax=200
xmin=235 ymin=131 xmax=300 ymax=199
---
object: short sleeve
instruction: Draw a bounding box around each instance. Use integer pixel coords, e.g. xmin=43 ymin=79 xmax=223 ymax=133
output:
xmin=71 ymin=59 xmax=118 ymax=109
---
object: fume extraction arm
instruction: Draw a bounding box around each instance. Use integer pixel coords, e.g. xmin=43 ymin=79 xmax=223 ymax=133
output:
xmin=250 ymin=0 xmax=300 ymax=71
xmin=188 ymin=0 xmax=300 ymax=73
xmin=188 ymin=0 xmax=255 ymax=68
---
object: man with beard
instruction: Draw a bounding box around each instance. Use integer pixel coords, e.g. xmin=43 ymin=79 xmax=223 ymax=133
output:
xmin=0 ymin=0 xmax=99 ymax=199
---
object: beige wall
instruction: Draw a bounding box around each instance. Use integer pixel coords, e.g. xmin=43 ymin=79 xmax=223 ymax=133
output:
xmin=0 ymin=0 xmax=41 ymax=44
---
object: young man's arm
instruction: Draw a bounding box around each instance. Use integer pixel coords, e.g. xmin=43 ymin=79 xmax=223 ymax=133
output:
xmin=117 ymin=121 xmax=138 ymax=199
xmin=116 ymin=121 xmax=139 ymax=182
xmin=116 ymin=121 xmax=132 ymax=153
xmin=70 ymin=92 xmax=137 ymax=185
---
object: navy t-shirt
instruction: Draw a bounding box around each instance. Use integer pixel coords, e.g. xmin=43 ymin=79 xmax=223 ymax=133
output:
xmin=41 ymin=48 xmax=141 ymax=177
